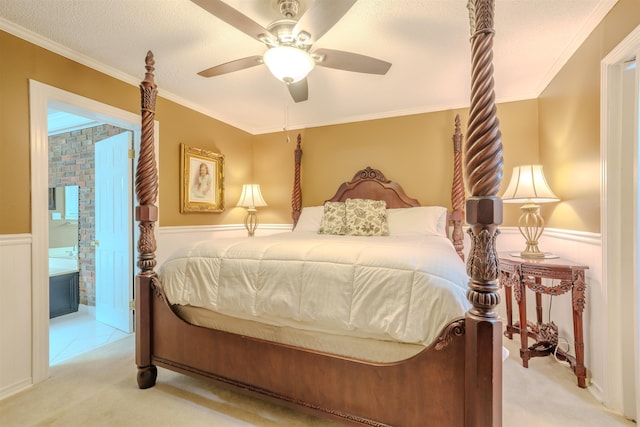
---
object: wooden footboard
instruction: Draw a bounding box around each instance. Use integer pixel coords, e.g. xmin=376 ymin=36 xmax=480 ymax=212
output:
xmin=138 ymin=275 xmax=466 ymax=426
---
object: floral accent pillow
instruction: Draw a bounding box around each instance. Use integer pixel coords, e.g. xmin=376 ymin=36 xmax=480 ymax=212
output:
xmin=318 ymin=202 xmax=347 ymax=235
xmin=345 ymin=199 xmax=389 ymax=236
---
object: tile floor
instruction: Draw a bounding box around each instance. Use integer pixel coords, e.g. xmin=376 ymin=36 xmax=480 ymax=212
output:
xmin=49 ymin=305 xmax=131 ymax=365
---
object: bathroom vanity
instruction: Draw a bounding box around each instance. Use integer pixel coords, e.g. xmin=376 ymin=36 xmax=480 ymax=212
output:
xmin=48 ymin=248 xmax=79 ymax=318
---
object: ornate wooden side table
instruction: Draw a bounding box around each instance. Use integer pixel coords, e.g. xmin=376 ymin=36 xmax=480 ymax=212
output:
xmin=498 ymin=253 xmax=589 ymax=388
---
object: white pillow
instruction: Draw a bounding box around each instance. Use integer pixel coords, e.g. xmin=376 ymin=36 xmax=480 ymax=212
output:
xmin=387 ymin=206 xmax=448 ymax=236
xmin=293 ymin=206 xmax=324 ymax=232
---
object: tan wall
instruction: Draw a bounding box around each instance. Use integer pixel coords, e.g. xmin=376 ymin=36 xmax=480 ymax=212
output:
xmin=538 ymin=0 xmax=640 ymax=233
xmin=0 ymin=30 xmax=253 ymax=234
xmin=2 ymin=27 xmax=539 ymax=235
xmin=154 ymin=97 xmax=253 ymax=226
xmin=254 ymin=99 xmax=539 ymax=227
xmin=10 ymin=0 xmax=637 ymax=236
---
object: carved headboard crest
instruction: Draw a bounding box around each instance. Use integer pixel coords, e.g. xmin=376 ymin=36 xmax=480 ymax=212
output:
xmin=351 ymin=167 xmax=389 ymax=182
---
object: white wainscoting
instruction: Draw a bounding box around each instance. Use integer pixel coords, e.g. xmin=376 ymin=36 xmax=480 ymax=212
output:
xmin=0 ymin=234 xmax=33 ymax=400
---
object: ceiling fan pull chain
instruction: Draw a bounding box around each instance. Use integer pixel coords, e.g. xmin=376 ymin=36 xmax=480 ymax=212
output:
xmin=283 ymin=106 xmax=291 ymax=143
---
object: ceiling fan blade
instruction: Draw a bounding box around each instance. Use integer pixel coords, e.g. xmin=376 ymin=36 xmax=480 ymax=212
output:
xmin=197 ymin=56 xmax=263 ymax=77
xmin=191 ymin=0 xmax=274 ymax=43
xmin=313 ymin=48 xmax=391 ymax=75
xmin=288 ymin=79 xmax=309 ymax=103
xmin=293 ymin=0 xmax=357 ymax=43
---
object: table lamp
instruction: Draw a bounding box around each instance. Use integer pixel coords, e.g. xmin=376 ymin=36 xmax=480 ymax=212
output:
xmin=236 ymin=184 xmax=267 ymax=237
xmin=502 ymin=165 xmax=559 ymax=258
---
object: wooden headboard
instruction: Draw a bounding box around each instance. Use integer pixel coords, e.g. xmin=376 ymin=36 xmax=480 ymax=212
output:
xmin=325 ymin=166 xmax=420 ymax=208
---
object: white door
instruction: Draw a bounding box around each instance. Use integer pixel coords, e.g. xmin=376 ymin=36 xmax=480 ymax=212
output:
xmin=95 ymin=132 xmax=133 ymax=333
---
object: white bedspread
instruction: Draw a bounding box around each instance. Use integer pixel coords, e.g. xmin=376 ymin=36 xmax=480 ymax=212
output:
xmin=158 ymin=231 xmax=471 ymax=346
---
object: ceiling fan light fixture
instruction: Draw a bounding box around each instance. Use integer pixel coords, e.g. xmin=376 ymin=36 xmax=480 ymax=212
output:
xmin=263 ymin=46 xmax=315 ymax=83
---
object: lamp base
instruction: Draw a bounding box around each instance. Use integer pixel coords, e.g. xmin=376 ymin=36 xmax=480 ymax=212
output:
xmin=516 ymin=202 xmax=556 ymax=259
xmin=510 ymin=252 xmax=559 ymax=259
xmin=244 ymin=209 xmax=259 ymax=237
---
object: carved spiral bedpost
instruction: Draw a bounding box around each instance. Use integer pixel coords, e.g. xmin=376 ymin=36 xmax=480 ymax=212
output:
xmin=464 ymin=1 xmax=504 ymax=426
xmin=451 ymin=114 xmax=465 ymax=260
xmin=291 ymin=134 xmax=302 ymax=227
xmin=135 ymin=51 xmax=159 ymax=389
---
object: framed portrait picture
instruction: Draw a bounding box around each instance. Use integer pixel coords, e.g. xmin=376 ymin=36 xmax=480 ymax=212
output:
xmin=180 ymin=144 xmax=224 ymax=213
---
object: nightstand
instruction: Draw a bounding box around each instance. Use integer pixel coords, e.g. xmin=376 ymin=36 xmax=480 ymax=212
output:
xmin=498 ymin=253 xmax=589 ymax=388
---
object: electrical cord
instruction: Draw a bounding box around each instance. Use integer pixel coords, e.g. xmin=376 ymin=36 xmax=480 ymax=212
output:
xmin=554 ymin=336 xmax=572 ymax=368
xmin=548 ymin=289 xmax=572 ymax=368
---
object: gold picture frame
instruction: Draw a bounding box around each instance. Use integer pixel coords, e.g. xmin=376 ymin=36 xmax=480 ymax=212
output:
xmin=180 ymin=144 xmax=224 ymax=213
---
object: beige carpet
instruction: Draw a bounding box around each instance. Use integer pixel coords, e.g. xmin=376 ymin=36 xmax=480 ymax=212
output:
xmin=0 ymin=335 xmax=635 ymax=426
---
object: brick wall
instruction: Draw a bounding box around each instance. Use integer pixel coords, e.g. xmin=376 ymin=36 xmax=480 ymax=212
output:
xmin=49 ymin=124 xmax=128 ymax=306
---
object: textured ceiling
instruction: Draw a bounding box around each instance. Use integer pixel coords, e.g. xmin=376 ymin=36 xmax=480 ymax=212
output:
xmin=0 ymin=0 xmax=618 ymax=135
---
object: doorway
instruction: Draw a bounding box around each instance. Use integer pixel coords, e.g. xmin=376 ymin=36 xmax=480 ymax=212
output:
xmin=601 ymin=27 xmax=640 ymax=420
xmin=29 ymin=80 xmax=150 ymax=383
xmin=47 ymin=109 xmax=133 ymax=364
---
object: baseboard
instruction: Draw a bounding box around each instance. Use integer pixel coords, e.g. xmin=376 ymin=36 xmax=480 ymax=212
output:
xmin=0 ymin=378 xmax=32 ymax=401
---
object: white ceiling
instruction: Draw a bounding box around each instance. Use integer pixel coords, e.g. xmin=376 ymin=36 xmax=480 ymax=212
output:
xmin=47 ymin=108 xmax=100 ymax=136
xmin=0 ymin=0 xmax=618 ymax=135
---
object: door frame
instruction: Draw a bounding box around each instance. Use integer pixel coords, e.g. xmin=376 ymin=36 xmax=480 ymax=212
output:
xmin=601 ymin=25 xmax=640 ymax=416
xmin=29 ymin=80 xmax=158 ymax=383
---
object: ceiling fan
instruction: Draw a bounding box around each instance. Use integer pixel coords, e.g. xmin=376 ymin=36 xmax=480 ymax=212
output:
xmin=192 ymin=0 xmax=392 ymax=102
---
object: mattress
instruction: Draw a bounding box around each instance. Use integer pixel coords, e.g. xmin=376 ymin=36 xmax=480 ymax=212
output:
xmin=158 ymin=231 xmax=471 ymax=346
xmin=174 ymin=304 xmax=429 ymax=363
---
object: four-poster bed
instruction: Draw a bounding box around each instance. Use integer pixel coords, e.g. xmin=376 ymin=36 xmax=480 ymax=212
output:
xmin=134 ymin=1 xmax=503 ymax=425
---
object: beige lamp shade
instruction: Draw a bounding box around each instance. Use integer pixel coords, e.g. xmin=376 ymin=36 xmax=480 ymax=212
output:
xmin=502 ymin=165 xmax=559 ymax=203
xmin=502 ymin=165 xmax=559 ymax=258
xmin=236 ymin=184 xmax=267 ymax=209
